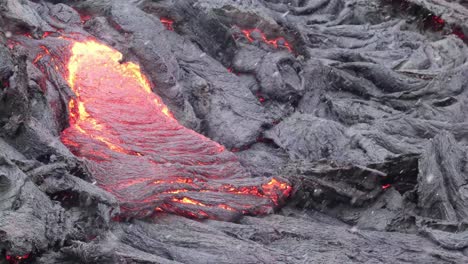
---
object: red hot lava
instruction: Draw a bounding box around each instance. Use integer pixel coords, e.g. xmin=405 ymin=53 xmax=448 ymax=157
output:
xmin=59 ymin=39 xmax=291 ymax=220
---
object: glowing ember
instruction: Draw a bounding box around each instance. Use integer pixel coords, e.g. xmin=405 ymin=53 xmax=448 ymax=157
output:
xmin=1 ymin=80 xmax=9 ymax=89
xmin=80 ymin=14 xmax=92 ymax=23
xmin=42 ymin=31 xmax=55 ymax=38
xmin=7 ymin=41 xmax=17 ymax=49
xmin=22 ymin=32 xmax=32 ymax=39
xmin=256 ymin=92 xmax=266 ymax=103
xmin=59 ymin=39 xmax=291 ymax=220
xmin=431 ymin=15 xmax=445 ymax=26
xmin=382 ymin=184 xmax=391 ymax=190
xmin=241 ymin=29 xmax=292 ymax=52
xmin=6 ymin=254 xmax=30 ymax=264
xmin=452 ymin=27 xmax=466 ymax=40
xmin=160 ymin=18 xmax=174 ymax=31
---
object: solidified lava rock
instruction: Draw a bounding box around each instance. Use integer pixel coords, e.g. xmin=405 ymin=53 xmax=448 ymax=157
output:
xmin=1 ymin=0 xmax=468 ymax=263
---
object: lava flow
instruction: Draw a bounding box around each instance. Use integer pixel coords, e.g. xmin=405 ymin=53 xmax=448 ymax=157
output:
xmin=59 ymin=39 xmax=291 ymax=220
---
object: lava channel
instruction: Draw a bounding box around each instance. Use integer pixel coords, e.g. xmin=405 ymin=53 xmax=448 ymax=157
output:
xmin=59 ymin=39 xmax=292 ymax=220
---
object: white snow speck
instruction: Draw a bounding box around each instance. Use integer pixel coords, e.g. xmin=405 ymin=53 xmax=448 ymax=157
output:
xmin=427 ymin=174 xmax=434 ymax=183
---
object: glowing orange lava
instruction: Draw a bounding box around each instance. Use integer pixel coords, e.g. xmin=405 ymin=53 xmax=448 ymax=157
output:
xmin=59 ymin=39 xmax=291 ymax=220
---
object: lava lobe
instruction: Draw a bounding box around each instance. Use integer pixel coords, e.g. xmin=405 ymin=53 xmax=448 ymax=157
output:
xmin=60 ymin=39 xmax=291 ymax=220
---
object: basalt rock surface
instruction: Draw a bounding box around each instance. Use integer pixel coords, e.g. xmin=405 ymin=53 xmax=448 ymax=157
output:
xmin=1 ymin=0 xmax=468 ymax=263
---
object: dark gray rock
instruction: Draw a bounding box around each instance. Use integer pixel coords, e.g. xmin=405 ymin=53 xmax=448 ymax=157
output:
xmin=236 ymin=143 xmax=288 ymax=177
xmin=36 ymin=211 xmax=468 ymax=263
xmin=1 ymin=0 xmax=468 ymax=262
xmin=0 ymin=44 xmax=14 ymax=81
xmin=417 ymin=132 xmax=468 ymax=222
xmin=255 ymin=52 xmax=304 ymax=102
xmin=266 ymin=113 xmax=369 ymax=164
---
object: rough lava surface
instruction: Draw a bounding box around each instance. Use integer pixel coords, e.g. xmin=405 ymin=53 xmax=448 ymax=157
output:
xmin=0 ymin=0 xmax=468 ymax=263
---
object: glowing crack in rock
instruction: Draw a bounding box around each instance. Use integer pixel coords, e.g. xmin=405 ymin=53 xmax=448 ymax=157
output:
xmin=241 ymin=28 xmax=293 ymax=52
xmin=59 ymin=39 xmax=291 ymax=220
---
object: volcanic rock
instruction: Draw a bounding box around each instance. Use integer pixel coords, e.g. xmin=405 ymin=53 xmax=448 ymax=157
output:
xmin=1 ymin=0 xmax=468 ymax=263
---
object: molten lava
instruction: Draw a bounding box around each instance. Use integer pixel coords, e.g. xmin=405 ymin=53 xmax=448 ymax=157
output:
xmin=59 ymin=39 xmax=291 ymax=220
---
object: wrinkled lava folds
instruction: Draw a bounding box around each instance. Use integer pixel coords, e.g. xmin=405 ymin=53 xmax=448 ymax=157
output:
xmin=60 ymin=39 xmax=291 ymax=220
